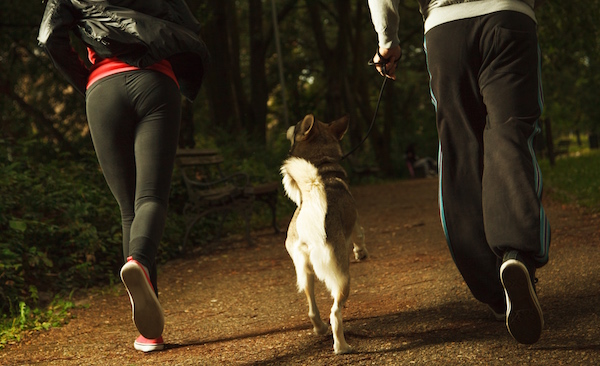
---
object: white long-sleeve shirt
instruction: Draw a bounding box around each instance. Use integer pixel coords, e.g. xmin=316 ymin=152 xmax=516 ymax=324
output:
xmin=368 ymin=0 xmax=537 ymax=47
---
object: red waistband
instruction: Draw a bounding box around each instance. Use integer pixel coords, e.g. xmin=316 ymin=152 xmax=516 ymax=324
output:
xmin=86 ymin=49 xmax=179 ymax=89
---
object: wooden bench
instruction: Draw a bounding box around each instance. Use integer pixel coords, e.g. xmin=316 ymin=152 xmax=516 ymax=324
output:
xmin=555 ymin=139 xmax=570 ymax=157
xmin=175 ymin=149 xmax=279 ymax=250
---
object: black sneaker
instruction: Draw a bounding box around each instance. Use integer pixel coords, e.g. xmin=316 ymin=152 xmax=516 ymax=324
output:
xmin=500 ymin=250 xmax=543 ymax=344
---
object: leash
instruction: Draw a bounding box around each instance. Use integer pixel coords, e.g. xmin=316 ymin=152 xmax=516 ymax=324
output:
xmin=340 ymin=49 xmax=401 ymax=161
xmin=340 ymin=77 xmax=387 ymax=161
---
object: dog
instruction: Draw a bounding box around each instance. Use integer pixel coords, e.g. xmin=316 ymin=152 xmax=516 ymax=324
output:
xmin=280 ymin=114 xmax=368 ymax=354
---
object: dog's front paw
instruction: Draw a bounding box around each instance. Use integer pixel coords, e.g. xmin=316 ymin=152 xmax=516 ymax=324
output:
xmin=313 ymin=323 xmax=329 ymax=335
xmin=353 ymin=247 xmax=369 ymax=261
xmin=334 ymin=343 xmax=353 ymax=355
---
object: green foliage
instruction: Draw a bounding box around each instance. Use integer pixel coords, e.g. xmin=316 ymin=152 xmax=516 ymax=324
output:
xmin=0 ymin=141 xmax=123 ymax=317
xmin=537 ymin=2 xmax=600 ymax=136
xmin=539 ymin=149 xmax=600 ymax=212
xmin=0 ymin=295 xmax=76 ymax=349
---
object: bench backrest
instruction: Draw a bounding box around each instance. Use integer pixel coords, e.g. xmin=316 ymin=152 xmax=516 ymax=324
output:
xmin=175 ymin=150 xmax=247 ymax=206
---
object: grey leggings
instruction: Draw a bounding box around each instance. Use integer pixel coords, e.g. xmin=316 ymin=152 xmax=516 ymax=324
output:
xmin=86 ymin=70 xmax=181 ymax=293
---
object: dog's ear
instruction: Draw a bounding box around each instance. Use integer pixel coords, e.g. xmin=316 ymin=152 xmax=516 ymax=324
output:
xmin=329 ymin=115 xmax=349 ymax=141
xmin=297 ymin=114 xmax=315 ymax=141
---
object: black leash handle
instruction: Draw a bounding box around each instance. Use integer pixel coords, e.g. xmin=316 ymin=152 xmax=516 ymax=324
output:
xmin=367 ymin=48 xmax=402 ymax=78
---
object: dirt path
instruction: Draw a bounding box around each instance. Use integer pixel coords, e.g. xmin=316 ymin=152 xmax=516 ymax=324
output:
xmin=2 ymin=178 xmax=600 ymax=365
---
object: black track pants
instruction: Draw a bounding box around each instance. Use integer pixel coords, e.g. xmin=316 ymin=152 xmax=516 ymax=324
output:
xmin=424 ymin=11 xmax=550 ymax=305
xmin=86 ymin=70 xmax=181 ymax=293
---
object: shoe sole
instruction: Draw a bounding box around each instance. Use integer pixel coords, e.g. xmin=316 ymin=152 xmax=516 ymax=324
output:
xmin=134 ymin=340 xmax=165 ymax=352
xmin=500 ymin=259 xmax=543 ymax=344
xmin=120 ymin=261 xmax=165 ymax=339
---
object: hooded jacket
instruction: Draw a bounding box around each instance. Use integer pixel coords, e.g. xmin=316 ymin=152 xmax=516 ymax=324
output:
xmin=38 ymin=0 xmax=209 ymax=101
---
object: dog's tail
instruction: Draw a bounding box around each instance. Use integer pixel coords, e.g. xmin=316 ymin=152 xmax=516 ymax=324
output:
xmin=281 ymin=157 xmax=327 ymax=247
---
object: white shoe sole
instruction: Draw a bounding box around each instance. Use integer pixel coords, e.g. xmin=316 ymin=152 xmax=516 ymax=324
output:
xmin=134 ymin=340 xmax=165 ymax=352
xmin=120 ymin=261 xmax=165 ymax=339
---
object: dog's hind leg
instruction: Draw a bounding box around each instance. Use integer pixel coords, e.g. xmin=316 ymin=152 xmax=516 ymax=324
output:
xmin=304 ymin=272 xmax=329 ymax=335
xmin=352 ymin=221 xmax=369 ymax=261
xmin=330 ymin=281 xmax=352 ymax=354
xmin=289 ymin=241 xmax=329 ymax=335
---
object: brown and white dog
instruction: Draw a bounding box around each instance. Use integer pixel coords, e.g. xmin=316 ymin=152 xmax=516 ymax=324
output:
xmin=280 ymin=114 xmax=368 ymax=354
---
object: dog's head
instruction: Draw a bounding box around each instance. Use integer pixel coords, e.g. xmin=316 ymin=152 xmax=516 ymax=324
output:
xmin=286 ymin=114 xmax=349 ymax=163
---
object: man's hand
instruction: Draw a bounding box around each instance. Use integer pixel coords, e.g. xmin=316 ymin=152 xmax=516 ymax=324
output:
xmin=371 ymin=46 xmax=402 ymax=80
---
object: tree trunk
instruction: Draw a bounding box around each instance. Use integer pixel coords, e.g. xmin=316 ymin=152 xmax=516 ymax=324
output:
xmin=305 ymin=0 xmax=347 ymax=121
xmin=201 ymin=0 xmax=242 ymax=134
xmin=179 ymin=98 xmax=195 ymax=148
xmin=544 ymin=117 xmax=556 ymax=166
xmin=226 ymin=1 xmax=250 ymax=135
xmin=249 ymin=0 xmax=268 ymax=145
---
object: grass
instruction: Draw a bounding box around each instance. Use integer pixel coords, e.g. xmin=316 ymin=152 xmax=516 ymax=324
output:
xmin=538 ymin=146 xmax=600 ymax=212
xmin=0 ymin=295 xmax=76 ymax=349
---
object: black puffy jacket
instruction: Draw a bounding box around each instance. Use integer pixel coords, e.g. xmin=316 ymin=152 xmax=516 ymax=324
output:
xmin=38 ymin=0 xmax=209 ymax=101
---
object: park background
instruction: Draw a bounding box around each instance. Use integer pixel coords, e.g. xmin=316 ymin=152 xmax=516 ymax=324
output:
xmin=1 ymin=1 xmax=598 ymax=346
